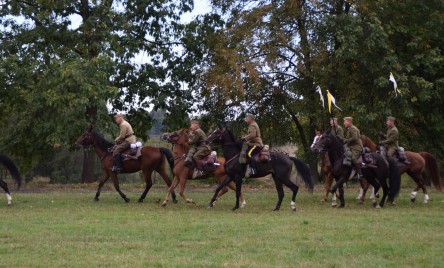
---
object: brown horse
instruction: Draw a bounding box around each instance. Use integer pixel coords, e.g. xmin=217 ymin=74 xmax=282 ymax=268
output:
xmin=0 ymin=154 xmax=22 ymax=205
xmin=319 ymin=153 xmax=337 ymax=206
xmin=361 ymin=135 xmax=443 ymax=203
xmin=75 ymin=126 xmax=177 ymax=203
xmin=160 ymin=129 xmax=245 ymax=207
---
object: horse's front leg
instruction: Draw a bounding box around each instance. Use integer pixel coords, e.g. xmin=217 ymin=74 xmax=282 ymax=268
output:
xmin=233 ymin=175 xmax=243 ymax=211
xmin=95 ymin=172 xmax=110 ymax=202
xmin=162 ymin=175 xmax=180 ymax=207
xmin=272 ymin=179 xmax=284 ymax=211
xmin=208 ymin=176 xmax=233 ymax=208
xmin=110 ymin=174 xmax=129 ymax=203
xmin=139 ymin=170 xmax=153 ymax=203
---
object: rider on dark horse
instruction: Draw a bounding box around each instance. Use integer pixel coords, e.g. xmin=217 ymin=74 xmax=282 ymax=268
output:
xmin=184 ymin=120 xmax=211 ymax=170
xmin=112 ymin=114 xmax=137 ymax=173
xmin=379 ymin=116 xmax=410 ymax=165
xmin=328 ymin=117 xmax=344 ymax=138
xmin=239 ymin=114 xmax=263 ymax=175
xmin=343 ymin=116 xmax=364 ymax=179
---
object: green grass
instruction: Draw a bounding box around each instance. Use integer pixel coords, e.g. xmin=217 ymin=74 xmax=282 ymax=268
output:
xmin=1 ymin=184 xmax=443 ymax=267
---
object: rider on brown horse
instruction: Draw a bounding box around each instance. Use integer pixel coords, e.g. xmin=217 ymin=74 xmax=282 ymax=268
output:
xmin=379 ymin=116 xmax=410 ymax=164
xmin=343 ymin=117 xmax=364 ymax=179
xmin=112 ymin=114 xmax=137 ymax=173
xmin=184 ymin=120 xmax=211 ymax=169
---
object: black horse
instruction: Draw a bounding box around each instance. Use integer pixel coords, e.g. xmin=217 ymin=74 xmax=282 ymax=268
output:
xmin=206 ymin=126 xmax=314 ymax=211
xmin=0 ymin=154 xmax=22 ymax=206
xmin=312 ymin=133 xmax=400 ymax=208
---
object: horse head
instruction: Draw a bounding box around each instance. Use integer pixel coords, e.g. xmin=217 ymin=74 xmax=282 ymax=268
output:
xmin=206 ymin=126 xmax=225 ymax=146
xmin=75 ymin=126 xmax=95 ymax=147
xmin=312 ymin=133 xmax=339 ymax=154
xmin=161 ymin=129 xmax=188 ymax=145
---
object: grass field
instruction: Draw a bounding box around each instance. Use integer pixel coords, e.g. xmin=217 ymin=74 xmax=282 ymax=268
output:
xmin=1 ymin=183 xmax=443 ymax=267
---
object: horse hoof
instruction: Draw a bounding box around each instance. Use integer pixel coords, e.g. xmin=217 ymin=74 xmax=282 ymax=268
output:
xmin=125 ymin=198 xmax=130 ymax=203
xmin=291 ymin=208 xmax=297 ymax=212
xmin=208 ymin=203 xmax=214 ymax=208
xmin=410 ymin=198 xmax=416 ymax=203
xmin=320 ymin=199 xmax=326 ymax=203
xmin=161 ymin=202 xmax=167 ymax=207
xmin=375 ymin=205 xmax=381 ymax=209
xmin=372 ymin=202 xmax=377 ymax=208
xmin=231 ymin=207 xmax=239 ymax=211
xmin=138 ymin=199 xmax=144 ymax=203
xmin=173 ymin=199 xmax=178 ymax=204
xmin=338 ymin=204 xmax=345 ymax=208
xmin=94 ymin=198 xmax=99 ymax=202
xmin=331 ymin=204 xmax=337 ymax=208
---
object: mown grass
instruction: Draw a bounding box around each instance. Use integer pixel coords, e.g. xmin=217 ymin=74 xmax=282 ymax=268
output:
xmin=1 ymin=184 xmax=443 ymax=268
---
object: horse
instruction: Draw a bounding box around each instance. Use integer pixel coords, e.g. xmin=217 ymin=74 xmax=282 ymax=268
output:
xmin=160 ymin=129 xmax=246 ymax=207
xmin=312 ymin=133 xmax=400 ymax=208
xmin=361 ymin=135 xmax=443 ymax=203
xmin=205 ymin=125 xmax=314 ymax=211
xmin=319 ymin=153 xmax=338 ymax=206
xmin=0 ymin=154 xmax=22 ymax=206
xmin=75 ymin=126 xmax=177 ymax=203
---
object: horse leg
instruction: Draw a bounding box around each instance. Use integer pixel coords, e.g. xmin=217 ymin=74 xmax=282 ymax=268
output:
xmin=94 ymin=173 xmax=110 ymax=202
xmin=208 ymin=176 xmax=233 ymax=208
xmin=138 ymin=170 xmax=153 ymax=203
xmin=285 ymin=181 xmax=299 ymax=212
xmin=338 ymin=185 xmax=345 ymax=208
xmin=162 ymin=175 xmax=180 ymax=207
xmin=358 ymin=179 xmax=370 ymax=205
xmin=272 ymin=178 xmax=284 ymax=211
xmin=225 ymin=181 xmax=246 ymax=208
xmin=157 ymin=168 xmax=177 ymax=204
xmin=175 ymin=175 xmax=194 ymax=204
xmin=378 ymin=179 xmax=389 ymax=209
xmin=0 ymin=180 xmax=11 ymax=206
xmin=110 ymin=174 xmax=129 ymax=203
xmin=233 ymin=175 xmax=243 ymax=211
xmin=408 ymin=172 xmax=429 ymax=203
xmin=322 ymin=173 xmax=333 ymax=203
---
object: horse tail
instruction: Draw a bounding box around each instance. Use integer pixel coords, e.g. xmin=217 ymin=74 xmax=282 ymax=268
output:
xmin=159 ymin=147 xmax=174 ymax=174
xmin=0 ymin=154 xmax=22 ymax=189
xmin=387 ymin=157 xmax=401 ymax=201
xmin=419 ymin=152 xmax=443 ymax=192
xmin=290 ymin=157 xmax=314 ymax=193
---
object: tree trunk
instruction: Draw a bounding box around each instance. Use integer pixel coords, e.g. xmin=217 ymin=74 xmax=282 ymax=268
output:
xmin=81 ymin=149 xmax=97 ymax=183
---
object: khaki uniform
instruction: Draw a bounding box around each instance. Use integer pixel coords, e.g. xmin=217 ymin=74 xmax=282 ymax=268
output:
xmin=188 ymin=128 xmax=211 ymax=161
xmin=343 ymin=125 xmax=363 ymax=161
xmin=242 ymin=121 xmax=263 ymax=147
xmin=113 ymin=120 xmax=136 ymax=156
xmin=381 ymin=126 xmax=399 ymax=157
xmin=328 ymin=125 xmax=344 ymax=139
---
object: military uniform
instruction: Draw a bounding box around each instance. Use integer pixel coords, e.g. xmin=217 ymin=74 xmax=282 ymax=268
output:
xmin=328 ymin=125 xmax=344 ymax=139
xmin=343 ymin=125 xmax=363 ymax=161
xmin=240 ymin=117 xmax=263 ymax=176
xmin=113 ymin=116 xmax=137 ymax=172
xmin=188 ymin=128 xmax=211 ymax=162
xmin=381 ymin=126 xmax=399 ymax=157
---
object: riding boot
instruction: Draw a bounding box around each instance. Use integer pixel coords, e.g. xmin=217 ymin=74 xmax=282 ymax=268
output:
xmin=184 ymin=148 xmax=195 ymax=169
xmin=354 ymin=161 xmax=362 ymax=180
xmin=112 ymin=154 xmax=123 ymax=173
xmin=249 ymin=158 xmax=257 ymax=175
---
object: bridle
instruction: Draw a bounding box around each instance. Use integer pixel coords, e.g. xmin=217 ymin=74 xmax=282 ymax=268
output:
xmin=162 ymin=130 xmax=187 ymax=145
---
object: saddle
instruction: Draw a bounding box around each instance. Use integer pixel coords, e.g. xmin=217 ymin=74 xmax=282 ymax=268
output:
xmin=111 ymin=142 xmax=143 ymax=160
xmin=192 ymin=151 xmax=219 ymax=173
xmin=253 ymin=145 xmax=271 ymax=163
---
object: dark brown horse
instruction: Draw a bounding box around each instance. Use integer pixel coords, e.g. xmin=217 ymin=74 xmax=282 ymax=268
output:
xmin=160 ymin=129 xmax=245 ymax=207
xmin=0 ymin=154 xmax=22 ymax=205
xmin=75 ymin=126 xmax=177 ymax=203
xmin=361 ymin=135 xmax=443 ymax=203
xmin=312 ymin=133 xmax=400 ymax=208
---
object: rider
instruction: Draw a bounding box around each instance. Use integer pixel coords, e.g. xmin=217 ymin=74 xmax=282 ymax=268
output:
xmin=239 ymin=113 xmax=263 ymax=175
xmin=112 ymin=114 xmax=136 ymax=173
xmin=328 ymin=117 xmax=344 ymax=139
xmin=379 ymin=116 xmax=399 ymax=157
xmin=184 ymin=120 xmax=211 ymax=169
xmin=343 ymin=117 xmax=363 ymax=179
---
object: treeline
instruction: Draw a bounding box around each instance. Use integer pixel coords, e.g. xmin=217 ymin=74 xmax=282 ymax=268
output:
xmin=0 ymin=0 xmax=443 ymax=182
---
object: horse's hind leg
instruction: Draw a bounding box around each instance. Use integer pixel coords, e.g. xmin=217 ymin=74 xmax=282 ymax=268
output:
xmin=408 ymin=172 xmax=429 ymax=203
xmin=94 ymin=173 xmax=110 ymax=201
xmin=162 ymin=175 xmax=180 ymax=207
xmin=208 ymin=176 xmax=233 ymax=208
xmin=272 ymin=178 xmax=284 ymax=211
xmin=138 ymin=170 xmax=154 ymax=203
xmin=110 ymin=174 xmax=129 ymax=203
xmin=0 ymin=180 xmax=12 ymax=205
xmin=226 ymin=181 xmax=246 ymax=208
xmin=156 ymin=168 xmax=177 ymax=203
xmin=286 ymin=181 xmax=299 ymax=212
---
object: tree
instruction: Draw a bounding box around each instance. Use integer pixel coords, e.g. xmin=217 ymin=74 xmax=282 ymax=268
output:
xmin=0 ymin=0 xmax=194 ymax=180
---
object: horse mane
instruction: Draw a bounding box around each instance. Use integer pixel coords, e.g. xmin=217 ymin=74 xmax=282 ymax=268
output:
xmin=326 ymin=133 xmax=344 ymax=153
xmin=92 ymin=130 xmax=115 ymax=150
xmin=225 ymin=128 xmax=237 ymax=142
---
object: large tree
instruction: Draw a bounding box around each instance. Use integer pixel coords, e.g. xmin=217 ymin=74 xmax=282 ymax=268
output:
xmin=0 ymin=0 xmax=194 ymax=180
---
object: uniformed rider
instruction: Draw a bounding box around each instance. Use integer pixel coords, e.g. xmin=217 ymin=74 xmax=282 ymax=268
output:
xmin=379 ymin=116 xmax=399 ymax=157
xmin=328 ymin=117 xmax=344 ymax=139
xmin=112 ymin=114 xmax=136 ymax=173
xmin=239 ymin=114 xmax=263 ymax=175
xmin=343 ymin=117 xmax=363 ymax=179
xmin=184 ymin=120 xmax=211 ymax=169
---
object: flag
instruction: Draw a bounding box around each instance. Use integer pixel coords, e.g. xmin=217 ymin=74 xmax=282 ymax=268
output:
xmin=316 ymin=86 xmax=324 ymax=108
xmin=389 ymin=72 xmax=400 ymax=96
xmin=326 ymin=90 xmax=342 ymax=114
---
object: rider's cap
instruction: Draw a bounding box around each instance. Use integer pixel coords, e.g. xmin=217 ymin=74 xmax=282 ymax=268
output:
xmin=343 ymin=116 xmax=353 ymax=122
xmin=190 ymin=120 xmax=200 ymax=125
xmin=114 ymin=113 xmax=124 ymax=118
xmin=387 ymin=116 xmax=396 ymax=121
xmin=245 ymin=113 xmax=255 ymax=119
